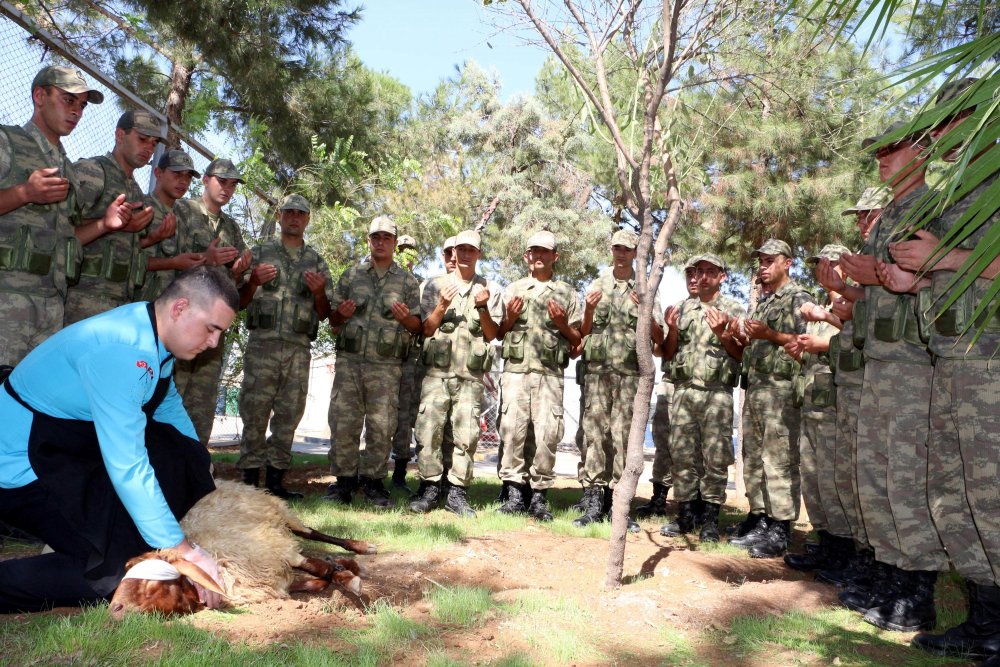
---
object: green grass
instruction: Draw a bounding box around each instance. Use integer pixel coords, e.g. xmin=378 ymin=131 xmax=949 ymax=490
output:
xmin=499 ymin=591 xmax=607 ymax=664
xmin=426 ymin=585 xmax=497 ymax=627
xmin=337 ymin=599 xmax=438 ymax=665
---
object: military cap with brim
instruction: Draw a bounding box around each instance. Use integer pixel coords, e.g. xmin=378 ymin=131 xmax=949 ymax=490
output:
xmin=610 ymin=229 xmax=639 ymax=249
xmin=806 ymin=243 xmax=851 ymax=266
xmin=204 ymin=158 xmax=244 ymax=182
xmin=753 ymin=238 xmax=793 ymax=258
xmin=279 ymin=193 xmax=310 ymax=212
xmin=862 ymin=120 xmax=928 ymax=150
xmin=526 ymin=230 xmax=557 ymax=250
xmin=697 ymin=253 xmax=727 ymax=271
xmin=397 ymin=234 xmax=417 ymax=249
xmin=117 ymin=110 xmax=167 ymax=140
xmin=369 ymin=215 xmax=397 ymax=236
xmin=683 ymin=255 xmax=701 ymax=270
xmin=31 ymin=66 xmax=104 ymax=104
xmin=443 ymin=236 xmax=457 ymax=251
xmin=842 ymin=186 xmax=890 ymax=215
xmin=156 ymin=149 xmax=200 ymax=176
xmin=455 ymin=230 xmax=481 ymax=249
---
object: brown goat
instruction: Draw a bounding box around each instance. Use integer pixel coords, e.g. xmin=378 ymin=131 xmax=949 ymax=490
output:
xmin=108 ymin=480 xmax=375 ymax=618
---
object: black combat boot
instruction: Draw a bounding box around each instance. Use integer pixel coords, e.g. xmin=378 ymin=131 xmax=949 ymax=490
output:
xmin=391 ymin=457 xmax=411 ymax=491
xmin=660 ymin=501 xmax=696 ymax=537
xmin=265 ymin=466 xmax=303 ymax=500
xmin=634 ymin=482 xmax=670 ymax=518
xmin=497 ymin=482 xmax=528 ymax=514
xmin=572 ymin=486 xmax=606 ymax=527
xmin=570 ymin=486 xmax=589 ymax=512
xmin=359 ymin=476 xmax=392 ymax=508
xmin=817 ymin=546 xmax=874 ymax=588
xmin=408 ymin=480 xmax=441 ymax=513
xmin=497 ymin=481 xmax=510 ymax=503
xmin=324 ymin=475 xmax=358 ymax=503
xmin=729 ymin=514 xmax=771 ymax=548
xmin=527 ymin=489 xmax=554 ymax=522
xmin=443 ymin=485 xmax=477 ymax=518
xmin=699 ymin=502 xmax=721 ymax=543
xmin=601 ymin=487 xmax=640 ymax=532
xmin=748 ymin=519 xmax=790 ymax=558
xmin=839 ymin=561 xmax=901 ymax=613
xmin=785 ymin=531 xmax=854 ymax=571
xmin=692 ymin=490 xmax=707 ymax=528
xmin=241 ymin=467 xmax=261 ymax=487
xmin=864 ymin=569 xmax=938 ymax=632
xmin=727 ymin=511 xmax=767 ymax=539
xmin=913 ymin=581 xmax=1000 ymax=659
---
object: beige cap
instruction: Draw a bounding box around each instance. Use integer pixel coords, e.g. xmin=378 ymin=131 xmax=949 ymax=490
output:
xmin=397 ymin=234 xmax=417 ymax=249
xmin=31 ymin=65 xmax=104 ymax=104
xmin=610 ymin=229 xmax=638 ymax=249
xmin=454 ymin=230 xmax=481 ymax=249
xmin=156 ymin=149 xmax=200 ymax=176
xmin=279 ymin=193 xmax=310 ymax=212
xmin=204 ymin=158 xmax=244 ymax=182
xmin=697 ymin=253 xmax=727 ymax=271
xmin=842 ymin=187 xmax=890 ymax=215
xmin=116 ymin=110 xmax=166 ymax=140
xmin=526 ymin=230 xmax=557 ymax=250
xmin=806 ymin=243 xmax=851 ymax=266
xmin=443 ymin=236 xmax=457 ymax=251
xmin=369 ymin=215 xmax=397 ymax=236
xmin=753 ymin=239 xmax=793 ymax=258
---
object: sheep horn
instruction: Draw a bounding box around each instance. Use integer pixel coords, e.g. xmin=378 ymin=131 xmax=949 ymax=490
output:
xmin=172 ymin=560 xmax=227 ymax=597
xmin=291 ymin=527 xmax=377 ymax=555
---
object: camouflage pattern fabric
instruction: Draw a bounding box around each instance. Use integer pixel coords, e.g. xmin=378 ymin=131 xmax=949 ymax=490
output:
xmin=649 ymin=378 xmax=674 ymax=487
xmin=170 ymin=197 xmax=248 ymax=260
xmin=327 ymin=357 xmax=402 ymax=479
xmin=834 ymin=383 xmax=868 ymax=548
xmin=857 ymin=359 xmax=948 ymax=571
xmin=500 ymin=276 xmax=580 ymax=377
xmin=579 ymin=372 xmax=639 ymax=488
xmin=392 ymin=353 xmax=421 ymax=460
xmin=0 ymin=294 xmax=65 ymax=367
xmin=414 ymin=376 xmax=485 ymax=487
xmin=137 ymin=195 xmax=172 ymax=301
xmin=65 ymin=153 xmax=145 ymax=323
xmin=237 ymin=338 xmax=310 ymax=469
xmin=742 ymin=382 xmax=801 ymax=520
xmin=498 ymin=371 xmax=565 ymax=490
xmin=174 ymin=342 xmax=225 ymax=446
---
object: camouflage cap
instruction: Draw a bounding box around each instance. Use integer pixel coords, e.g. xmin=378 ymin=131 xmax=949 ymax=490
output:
xmin=862 ymin=120 xmax=928 ymax=150
xmin=369 ymin=215 xmax=397 ymax=236
xmin=806 ymin=243 xmax=851 ymax=266
xmin=116 ymin=110 xmax=167 ymax=140
xmin=156 ymin=149 xmax=200 ymax=176
xmin=526 ymin=230 xmax=557 ymax=250
xmin=454 ymin=230 xmax=481 ymax=249
xmin=842 ymin=186 xmax=890 ymax=215
xmin=936 ymin=77 xmax=979 ymax=106
xmin=753 ymin=238 xmax=793 ymax=258
xmin=683 ymin=255 xmax=701 ymax=270
xmin=397 ymin=234 xmax=417 ymax=249
xmin=443 ymin=236 xmax=457 ymax=251
xmin=610 ymin=229 xmax=638 ymax=249
xmin=204 ymin=158 xmax=244 ymax=182
xmin=696 ymin=253 xmax=727 ymax=271
xmin=278 ymin=193 xmax=310 ymax=212
xmin=31 ymin=65 xmax=104 ymax=104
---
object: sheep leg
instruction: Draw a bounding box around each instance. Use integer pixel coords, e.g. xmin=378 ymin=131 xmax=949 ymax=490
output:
xmin=296 ymin=556 xmax=361 ymax=595
xmin=289 ymin=577 xmax=330 ymax=594
xmin=291 ymin=528 xmax=377 ymax=555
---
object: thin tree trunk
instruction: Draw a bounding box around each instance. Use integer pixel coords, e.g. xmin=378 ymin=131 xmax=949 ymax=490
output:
xmin=165 ymin=56 xmax=195 ymax=147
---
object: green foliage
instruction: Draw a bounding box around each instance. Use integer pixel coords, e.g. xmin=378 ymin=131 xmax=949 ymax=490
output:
xmin=426 ymin=585 xmax=497 ymax=627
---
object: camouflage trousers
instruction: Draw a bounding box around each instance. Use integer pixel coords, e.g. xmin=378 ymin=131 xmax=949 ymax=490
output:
xmin=835 ymin=383 xmax=868 ymax=547
xmin=669 ymin=383 xmax=734 ymax=505
xmin=392 ymin=355 xmax=422 ymax=461
xmin=415 ymin=376 xmax=484 ymax=488
xmin=800 ymin=402 xmax=851 ymax=537
xmin=63 ymin=290 xmax=124 ymax=326
xmin=857 ymin=359 xmax=947 ymax=571
xmin=498 ymin=371 xmax=564 ymax=490
xmin=579 ymin=373 xmax=639 ymax=488
xmin=0 ymin=291 xmax=63 ymax=367
xmin=928 ymin=359 xmax=1000 ymax=586
xmin=649 ymin=379 xmax=674 ymax=487
xmin=237 ymin=339 xmax=310 ymax=470
xmin=328 ymin=357 xmax=401 ymax=479
xmin=175 ymin=341 xmax=225 ymax=445
xmin=742 ymin=381 xmax=800 ymax=521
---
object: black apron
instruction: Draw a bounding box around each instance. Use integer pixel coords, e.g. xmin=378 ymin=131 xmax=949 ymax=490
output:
xmin=2 ymin=303 xmax=214 ymax=595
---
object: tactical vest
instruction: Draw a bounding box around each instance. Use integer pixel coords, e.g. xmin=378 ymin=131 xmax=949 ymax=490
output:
xmin=0 ymin=125 xmax=81 ymax=298
xmin=831 ymin=319 xmax=864 ymax=387
xmin=173 ymin=198 xmax=245 ymax=257
xmin=246 ymin=240 xmax=327 ymax=345
xmin=138 ymin=196 xmax=173 ymax=301
xmin=334 ymin=262 xmax=415 ymax=365
xmin=671 ymin=297 xmax=743 ymax=388
xmin=797 ymin=319 xmax=836 ymax=409
xmin=582 ymin=277 xmax=640 ymax=375
xmin=501 ymin=278 xmax=576 ymax=376
xmin=745 ymin=282 xmax=808 ymax=383
xmin=421 ymin=274 xmax=495 ymax=381
xmin=73 ymin=155 xmax=146 ymax=300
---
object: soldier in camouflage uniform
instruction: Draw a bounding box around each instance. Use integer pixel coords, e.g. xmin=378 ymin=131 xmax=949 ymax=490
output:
xmin=833 ymin=121 xmax=948 ymax=632
xmin=390 ymin=234 xmax=420 ymax=492
xmin=0 ymin=66 xmax=109 ymax=367
xmin=170 ymin=158 xmax=252 ymax=445
xmin=409 ymin=230 xmax=502 ymax=517
xmin=324 ymin=216 xmax=421 ymax=507
xmin=730 ymin=238 xmax=811 ymax=558
xmin=139 ymin=150 xmax=202 ymax=301
xmin=66 ymin=110 xmax=171 ymax=324
xmin=496 ymin=230 xmax=581 ymax=521
xmin=658 ymin=253 xmax=744 ymax=542
xmin=236 ymin=194 xmax=331 ymax=500
xmin=783 ymin=244 xmax=856 ymax=572
xmin=574 ymin=230 xmax=662 ymax=529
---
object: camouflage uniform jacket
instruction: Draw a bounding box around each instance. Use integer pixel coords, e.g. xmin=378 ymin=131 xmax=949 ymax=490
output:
xmin=799 ymin=318 xmax=838 ymax=409
xmin=332 ymin=259 xmax=420 ymax=366
xmin=420 ymin=272 xmax=503 ymax=381
xmin=745 ymin=280 xmax=812 ymax=385
xmin=0 ymin=121 xmax=81 ymax=298
xmin=501 ymin=276 xmax=581 ymax=377
xmin=73 ymin=153 xmax=146 ymax=301
xmin=170 ymin=197 xmax=248 ymax=268
xmin=863 ymin=185 xmax=931 ymax=365
xmin=245 ymin=238 xmax=333 ymax=348
xmin=582 ymin=269 xmax=662 ymax=377
xmin=138 ymin=194 xmax=172 ymax=301
xmin=673 ymin=293 xmax=746 ymax=389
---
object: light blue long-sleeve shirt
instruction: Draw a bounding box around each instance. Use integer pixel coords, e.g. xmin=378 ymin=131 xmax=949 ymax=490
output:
xmin=0 ymin=302 xmax=198 ymax=549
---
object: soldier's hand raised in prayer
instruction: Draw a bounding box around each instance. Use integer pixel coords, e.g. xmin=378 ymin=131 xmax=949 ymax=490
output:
xmin=145 ymin=211 xmax=176 ymax=246
xmin=335 ymin=299 xmax=356 ymax=320
xmin=744 ymin=319 xmax=770 ymax=340
xmin=473 ymin=285 xmax=490 ymax=307
xmin=797 ymin=333 xmax=829 ymax=354
xmin=547 ymin=299 xmax=568 ymax=327
xmin=664 ymin=305 xmax=679 ymax=329
xmin=231 ymin=249 xmax=252 ymax=279
xmin=252 ymin=262 xmax=277 ymax=286
xmin=23 ymin=167 xmax=69 ymax=204
xmin=831 ymin=296 xmax=852 ymax=322
xmin=889 ymin=230 xmax=938 ymax=273
xmin=816 ymin=258 xmax=847 ymax=293
xmin=173 ymin=252 xmax=205 ymax=271
xmin=303 ymin=271 xmax=326 ymax=296
xmin=438 ymin=281 xmax=459 ymax=307
xmin=584 ymin=289 xmax=603 ymax=310
xmin=875 ymin=259 xmax=925 ymax=294
xmin=390 ymin=301 xmax=412 ymax=323
xmin=100 ymin=194 xmax=129 ymax=232
xmin=122 ymin=203 xmax=154 ymax=233
xmin=506 ymin=296 xmax=525 ymax=320
xmin=783 ymin=338 xmax=804 ymax=361
xmin=705 ymin=306 xmax=729 ymax=337
xmin=204 ymin=237 xmax=238 ymax=267
xmin=799 ymin=302 xmax=827 ymax=322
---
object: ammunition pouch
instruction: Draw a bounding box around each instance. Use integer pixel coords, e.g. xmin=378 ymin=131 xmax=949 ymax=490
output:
xmin=672 ymin=354 xmax=693 ymax=383
xmin=336 ymin=322 xmax=363 ymax=354
xmin=262 ymin=268 xmax=281 ymax=291
xmin=852 ymin=300 xmax=867 ymax=349
xmin=700 ymin=354 xmax=739 ymax=388
xmin=467 ymin=340 xmax=493 ymax=373
xmin=64 ymin=236 xmax=82 ymax=286
xmin=830 ymin=335 xmax=864 ymax=373
xmin=933 ymin=285 xmax=1000 ymax=337
xmin=576 ymin=360 xmax=587 ymax=385
xmin=872 ymin=294 xmax=923 ymax=345
xmin=0 ymin=225 xmax=58 ymax=277
xmin=792 ymin=374 xmax=805 ymax=408
xmin=611 ymin=332 xmax=638 ymax=369
xmin=376 ymin=327 xmax=410 ymax=360
xmin=352 ymin=295 xmax=368 ymax=316
xmin=422 ymin=338 xmax=452 ymax=368
xmin=291 ymin=302 xmax=320 ymax=340
xmin=502 ymin=331 xmax=525 ymax=363
xmin=539 ymin=331 xmax=570 ymax=370
xmin=79 ymin=241 xmax=133 ymax=284
xmin=247 ymin=298 xmax=279 ymax=330
xmin=753 ymin=349 xmax=797 ymax=381
xmin=810 ymin=372 xmax=835 ymax=408
xmin=298 ymin=274 xmax=314 ymax=298
xmin=582 ymin=334 xmax=608 ymax=362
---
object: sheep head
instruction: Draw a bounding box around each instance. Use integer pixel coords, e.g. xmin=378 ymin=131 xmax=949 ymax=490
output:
xmin=108 ymin=551 xmax=225 ymax=619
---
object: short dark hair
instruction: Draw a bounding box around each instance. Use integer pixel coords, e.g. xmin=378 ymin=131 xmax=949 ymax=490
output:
xmin=157 ymin=266 xmax=239 ymax=313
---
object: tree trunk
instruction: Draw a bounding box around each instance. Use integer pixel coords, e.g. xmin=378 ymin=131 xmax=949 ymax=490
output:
xmin=165 ymin=56 xmax=195 ymax=147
